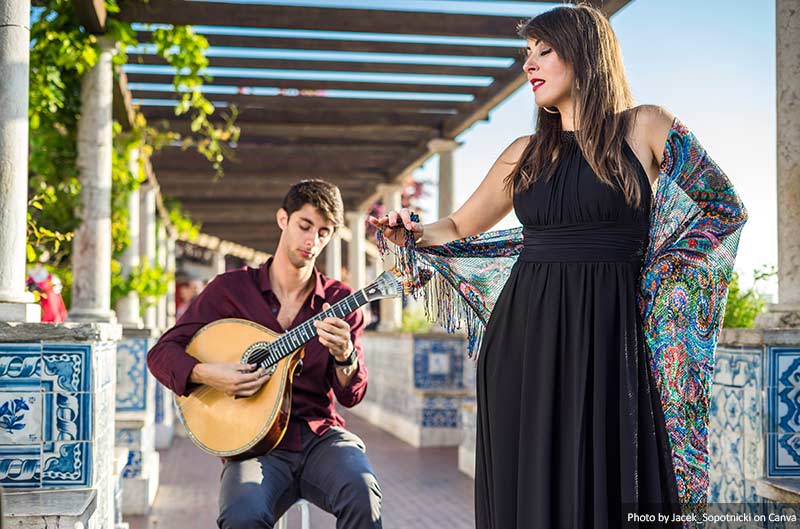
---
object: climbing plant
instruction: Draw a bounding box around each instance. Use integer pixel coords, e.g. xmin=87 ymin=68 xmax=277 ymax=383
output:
xmin=723 ymin=265 xmax=776 ymax=328
xmin=27 ymin=0 xmax=238 ymax=311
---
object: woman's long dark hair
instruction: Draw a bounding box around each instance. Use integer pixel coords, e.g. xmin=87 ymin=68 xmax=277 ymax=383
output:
xmin=506 ymin=4 xmax=642 ymax=207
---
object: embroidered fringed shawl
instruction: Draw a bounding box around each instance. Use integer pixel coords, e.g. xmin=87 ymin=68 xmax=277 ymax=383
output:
xmin=378 ymin=118 xmax=748 ymax=520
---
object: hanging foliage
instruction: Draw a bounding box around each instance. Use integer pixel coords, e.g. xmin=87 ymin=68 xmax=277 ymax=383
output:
xmin=27 ymin=0 xmax=238 ymax=311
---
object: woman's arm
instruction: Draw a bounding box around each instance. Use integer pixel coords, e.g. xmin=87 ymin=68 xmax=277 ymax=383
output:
xmin=368 ymin=135 xmax=530 ymax=246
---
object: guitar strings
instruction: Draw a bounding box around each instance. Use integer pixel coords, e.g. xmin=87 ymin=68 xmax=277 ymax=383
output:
xmin=176 ymin=284 xmax=378 ymax=416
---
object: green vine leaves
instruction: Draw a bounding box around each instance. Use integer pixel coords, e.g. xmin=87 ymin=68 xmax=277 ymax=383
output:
xmin=27 ymin=0 xmax=233 ymax=309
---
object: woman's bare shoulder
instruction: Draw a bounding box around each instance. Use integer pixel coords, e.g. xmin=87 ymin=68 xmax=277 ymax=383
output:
xmin=499 ymin=134 xmax=533 ymax=164
xmin=629 ymin=105 xmax=674 ymax=140
xmin=626 ymin=105 xmax=676 ymax=163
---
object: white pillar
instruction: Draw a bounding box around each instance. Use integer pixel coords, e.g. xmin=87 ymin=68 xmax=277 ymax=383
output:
xmin=428 ymin=138 xmax=461 ymax=218
xmin=758 ymin=0 xmax=800 ymax=328
xmin=139 ymin=183 xmax=157 ymax=329
xmin=115 ymin=151 xmax=142 ymax=328
xmin=776 ymin=0 xmax=800 ymax=308
xmin=166 ymin=235 xmax=176 ymax=327
xmin=0 ymin=0 xmax=39 ymax=322
xmin=70 ymin=38 xmax=115 ymax=322
xmin=325 ymin=234 xmax=342 ymax=281
xmin=369 ymin=257 xmax=381 ymax=284
xmin=346 ymin=212 xmax=367 ymax=289
xmin=377 ymin=184 xmax=403 ymax=331
xmin=214 ymin=250 xmax=227 ymax=276
xmin=156 ymin=224 xmax=168 ymax=331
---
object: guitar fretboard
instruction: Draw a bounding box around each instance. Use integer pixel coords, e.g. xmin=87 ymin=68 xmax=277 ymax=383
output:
xmin=249 ymin=289 xmax=370 ymax=368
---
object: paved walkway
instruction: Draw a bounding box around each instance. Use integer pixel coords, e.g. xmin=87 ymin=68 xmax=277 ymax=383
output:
xmin=126 ymin=411 xmax=475 ymax=529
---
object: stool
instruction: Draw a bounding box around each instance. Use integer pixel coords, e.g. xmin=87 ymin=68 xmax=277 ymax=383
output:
xmin=276 ymin=499 xmax=310 ymax=529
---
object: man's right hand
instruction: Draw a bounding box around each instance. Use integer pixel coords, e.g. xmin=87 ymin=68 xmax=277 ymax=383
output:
xmin=190 ymin=362 xmax=271 ymax=397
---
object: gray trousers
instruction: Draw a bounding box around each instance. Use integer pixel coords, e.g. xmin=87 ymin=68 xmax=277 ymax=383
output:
xmin=217 ymin=424 xmax=382 ymax=529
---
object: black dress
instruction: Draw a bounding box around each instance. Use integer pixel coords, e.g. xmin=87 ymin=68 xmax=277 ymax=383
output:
xmin=474 ymin=131 xmax=681 ymax=529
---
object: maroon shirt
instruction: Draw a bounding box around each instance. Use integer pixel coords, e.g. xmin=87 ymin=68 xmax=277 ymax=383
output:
xmin=147 ymin=259 xmax=368 ymax=452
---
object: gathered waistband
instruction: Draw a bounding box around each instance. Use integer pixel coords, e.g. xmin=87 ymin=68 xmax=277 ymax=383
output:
xmin=520 ymin=222 xmax=648 ymax=263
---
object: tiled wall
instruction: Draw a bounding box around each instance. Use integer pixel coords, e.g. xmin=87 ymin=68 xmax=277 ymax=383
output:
xmin=114 ymin=335 xmax=160 ymax=514
xmin=357 ymin=332 xmax=470 ymax=445
xmin=766 ymin=346 xmax=800 ymax=477
xmin=708 ymin=345 xmax=763 ymax=503
xmin=0 ymin=337 xmax=118 ymax=529
xmin=116 ymin=337 xmax=152 ymax=413
xmin=0 ymin=342 xmax=115 ymax=489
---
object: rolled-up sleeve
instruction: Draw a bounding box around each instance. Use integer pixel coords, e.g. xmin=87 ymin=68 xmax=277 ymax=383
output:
xmin=329 ymin=301 xmax=368 ymax=408
xmin=147 ymin=276 xmax=229 ymax=396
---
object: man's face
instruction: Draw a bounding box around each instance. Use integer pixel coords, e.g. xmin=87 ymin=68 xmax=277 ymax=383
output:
xmin=277 ymin=203 xmax=336 ymax=268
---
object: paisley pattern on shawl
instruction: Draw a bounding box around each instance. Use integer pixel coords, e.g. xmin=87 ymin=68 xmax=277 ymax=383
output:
xmin=378 ymin=118 xmax=747 ymax=521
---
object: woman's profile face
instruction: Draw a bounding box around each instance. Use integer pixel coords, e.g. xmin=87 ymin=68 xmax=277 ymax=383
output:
xmin=523 ymin=38 xmax=575 ymax=110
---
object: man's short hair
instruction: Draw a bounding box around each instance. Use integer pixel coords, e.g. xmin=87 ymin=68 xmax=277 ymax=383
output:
xmin=281 ymin=179 xmax=344 ymax=229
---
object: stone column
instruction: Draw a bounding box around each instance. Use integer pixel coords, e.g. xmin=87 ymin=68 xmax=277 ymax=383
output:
xmin=214 ymin=249 xmax=227 ymax=276
xmin=0 ymin=0 xmax=39 ymax=322
xmin=758 ymin=0 xmax=800 ymax=328
xmin=156 ymin=224 xmax=167 ymax=331
xmin=346 ymin=212 xmax=367 ymax=289
xmin=428 ymin=138 xmax=460 ymax=218
xmin=166 ymin=235 xmax=177 ymax=328
xmin=115 ymin=151 xmax=143 ymax=328
xmin=155 ymin=234 xmax=177 ymax=449
xmin=377 ymin=184 xmax=403 ymax=331
xmin=69 ymin=38 xmax=115 ymax=323
xmin=139 ymin=183 xmax=157 ymax=329
xmin=325 ymin=234 xmax=342 ymax=281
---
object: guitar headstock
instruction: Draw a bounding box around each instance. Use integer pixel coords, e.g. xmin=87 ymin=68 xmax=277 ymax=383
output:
xmin=363 ymin=271 xmax=403 ymax=301
xmin=363 ymin=268 xmax=426 ymax=301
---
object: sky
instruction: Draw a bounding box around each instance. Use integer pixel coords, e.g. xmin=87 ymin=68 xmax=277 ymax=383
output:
xmin=119 ymin=0 xmax=778 ymax=295
xmin=410 ymin=0 xmax=777 ymax=295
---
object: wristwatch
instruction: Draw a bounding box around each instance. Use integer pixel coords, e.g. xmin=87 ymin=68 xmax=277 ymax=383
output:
xmin=334 ymin=347 xmax=358 ymax=368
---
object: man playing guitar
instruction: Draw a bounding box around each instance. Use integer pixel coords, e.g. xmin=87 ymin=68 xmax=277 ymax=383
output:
xmin=148 ymin=179 xmax=382 ymax=529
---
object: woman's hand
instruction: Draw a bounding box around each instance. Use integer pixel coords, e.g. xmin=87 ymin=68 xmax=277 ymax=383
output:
xmin=367 ymin=207 xmax=424 ymax=246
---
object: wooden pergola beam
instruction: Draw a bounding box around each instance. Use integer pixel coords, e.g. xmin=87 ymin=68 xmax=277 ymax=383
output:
xmin=154 ymin=170 xmax=389 ymax=182
xmin=73 ymin=0 xmax=106 ymax=34
xmin=140 ymin=107 xmax=448 ymax=127
xmin=151 ymin=153 xmax=398 ymax=172
xmin=118 ymin=1 xmax=534 ymax=39
xmin=164 ymin=143 xmax=409 ymax=156
xmin=160 ymin=179 xmax=385 ymax=200
xmin=148 ymin=122 xmax=437 ymax=142
xmin=134 ymin=31 xmax=522 ymax=58
xmin=129 ymin=89 xmax=469 ymax=114
xmin=125 ymin=72 xmax=488 ymax=96
xmin=130 ymin=52 xmax=508 ymax=78
xmin=224 ymin=138 xmax=421 ymax=150
xmin=444 ymin=59 xmax=528 ymax=138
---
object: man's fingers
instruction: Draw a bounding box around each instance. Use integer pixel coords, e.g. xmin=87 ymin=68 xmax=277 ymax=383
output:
xmin=234 ymin=373 xmax=270 ymax=395
xmin=236 ymin=379 xmax=267 ymax=395
xmin=317 ymin=327 xmax=339 ymax=340
xmin=316 ymin=316 xmax=349 ymax=332
xmin=234 ymin=367 xmax=263 ymax=383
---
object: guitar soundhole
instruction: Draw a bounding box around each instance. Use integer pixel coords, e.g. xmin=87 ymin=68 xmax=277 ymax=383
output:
xmin=242 ymin=341 xmax=277 ymax=377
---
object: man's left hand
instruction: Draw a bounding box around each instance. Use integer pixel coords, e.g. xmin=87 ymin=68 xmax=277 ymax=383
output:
xmin=314 ymin=302 xmax=353 ymax=361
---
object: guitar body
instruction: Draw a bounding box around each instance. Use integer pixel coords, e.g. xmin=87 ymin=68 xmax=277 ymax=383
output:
xmin=175 ymin=318 xmax=304 ymax=459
